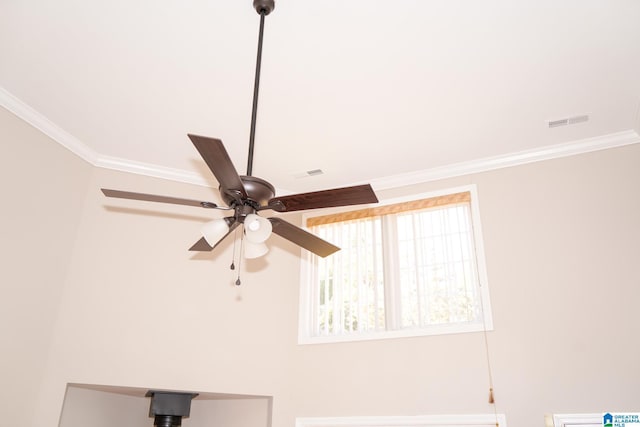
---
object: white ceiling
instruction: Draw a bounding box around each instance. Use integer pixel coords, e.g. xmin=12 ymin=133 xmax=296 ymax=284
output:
xmin=2 ymin=0 xmax=639 ymax=196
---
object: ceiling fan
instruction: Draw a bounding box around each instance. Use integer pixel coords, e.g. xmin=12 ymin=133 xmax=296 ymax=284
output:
xmin=101 ymin=0 xmax=378 ymax=259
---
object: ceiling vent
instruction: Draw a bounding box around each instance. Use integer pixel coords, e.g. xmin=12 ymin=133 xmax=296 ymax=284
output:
xmin=293 ymin=169 xmax=324 ymax=179
xmin=548 ymin=114 xmax=589 ymax=128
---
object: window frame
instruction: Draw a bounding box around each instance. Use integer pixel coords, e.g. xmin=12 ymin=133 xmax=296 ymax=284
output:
xmin=546 ymin=414 xmax=602 ymax=427
xmin=298 ymin=184 xmax=493 ymax=345
xmin=296 ymin=414 xmax=508 ymax=427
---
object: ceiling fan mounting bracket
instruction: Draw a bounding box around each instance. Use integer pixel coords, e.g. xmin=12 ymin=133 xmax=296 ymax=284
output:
xmin=253 ymin=0 xmax=274 ymax=15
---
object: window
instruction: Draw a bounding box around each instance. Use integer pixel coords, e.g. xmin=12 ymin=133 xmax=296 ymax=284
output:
xmin=296 ymin=414 xmax=508 ymax=427
xmin=546 ymin=414 xmax=602 ymax=427
xmin=299 ymin=185 xmax=492 ymax=344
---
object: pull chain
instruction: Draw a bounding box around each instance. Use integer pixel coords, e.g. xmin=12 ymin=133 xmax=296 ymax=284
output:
xmin=235 ymin=232 xmax=244 ymax=286
xmin=471 ymin=207 xmax=499 ymax=426
xmin=230 ymin=228 xmax=238 ymax=270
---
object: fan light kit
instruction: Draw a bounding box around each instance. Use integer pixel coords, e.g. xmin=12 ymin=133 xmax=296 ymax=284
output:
xmin=101 ymin=0 xmax=378 ymax=266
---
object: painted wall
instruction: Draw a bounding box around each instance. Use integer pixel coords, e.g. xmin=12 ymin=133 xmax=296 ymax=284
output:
xmin=31 ymin=165 xmax=301 ymax=426
xmin=189 ymin=398 xmax=272 ymax=427
xmin=59 ymin=387 xmax=150 ymax=427
xmin=4 ymin=111 xmax=639 ymax=427
xmin=0 ymin=107 xmax=92 ymax=427
xmin=288 ymin=145 xmax=640 ymax=426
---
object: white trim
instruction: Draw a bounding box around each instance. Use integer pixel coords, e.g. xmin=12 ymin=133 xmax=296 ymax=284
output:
xmin=95 ymin=155 xmax=214 ymax=187
xmin=2 ymin=86 xmax=639 ymax=190
xmin=549 ymin=413 xmax=601 ymax=427
xmin=298 ymin=322 xmax=490 ymax=345
xmin=634 ymin=100 xmax=640 ymax=134
xmin=296 ymin=414 xmax=508 ymax=427
xmin=0 ymin=86 xmax=217 ymax=188
xmin=369 ymin=130 xmax=640 ymax=191
xmin=297 ymin=255 xmax=315 ymax=341
xmin=0 ymin=86 xmax=99 ymax=164
xmin=298 ymin=184 xmax=493 ymax=345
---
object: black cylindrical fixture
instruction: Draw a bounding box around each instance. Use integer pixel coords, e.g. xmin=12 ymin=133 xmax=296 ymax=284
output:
xmin=146 ymin=390 xmax=198 ymax=427
xmin=154 ymin=415 xmax=183 ymax=427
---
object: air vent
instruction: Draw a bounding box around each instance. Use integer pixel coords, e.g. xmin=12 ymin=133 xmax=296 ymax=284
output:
xmin=548 ymin=114 xmax=589 ymax=128
xmin=293 ymin=169 xmax=324 ymax=179
xmin=548 ymin=118 xmax=569 ymax=128
xmin=568 ymin=115 xmax=589 ymax=125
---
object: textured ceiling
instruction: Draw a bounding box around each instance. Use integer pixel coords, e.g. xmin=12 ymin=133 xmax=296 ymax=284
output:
xmin=1 ymin=0 xmax=639 ymax=196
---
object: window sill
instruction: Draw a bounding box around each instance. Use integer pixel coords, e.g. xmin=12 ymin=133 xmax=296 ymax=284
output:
xmin=298 ymin=321 xmax=493 ymax=345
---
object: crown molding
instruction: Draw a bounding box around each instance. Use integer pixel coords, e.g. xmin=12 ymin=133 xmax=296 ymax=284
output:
xmin=1 ymin=86 xmax=214 ymax=187
xmin=3 ymin=86 xmax=639 ymax=191
xmin=369 ymin=129 xmax=640 ymax=190
xmin=95 ymin=155 xmax=214 ymax=187
xmin=1 ymin=86 xmax=99 ymax=164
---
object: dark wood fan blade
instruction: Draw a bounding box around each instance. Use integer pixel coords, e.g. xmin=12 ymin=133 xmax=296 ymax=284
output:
xmin=265 ymin=184 xmax=378 ymax=212
xmin=101 ymin=189 xmax=218 ymax=208
xmin=268 ymin=217 xmax=340 ymax=257
xmin=189 ymin=219 xmax=239 ymax=252
xmin=189 ymin=237 xmax=213 ymax=251
xmin=187 ymin=134 xmax=247 ymax=197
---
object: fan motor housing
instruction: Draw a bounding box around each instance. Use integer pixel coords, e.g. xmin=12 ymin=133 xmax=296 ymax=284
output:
xmin=221 ymin=175 xmax=275 ymax=208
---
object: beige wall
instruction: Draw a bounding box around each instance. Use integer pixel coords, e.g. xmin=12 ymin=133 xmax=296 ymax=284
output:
xmin=289 ymin=145 xmax=640 ymax=425
xmin=59 ymin=386 xmax=150 ymax=427
xmin=189 ymin=398 xmax=272 ymax=427
xmin=3 ymin=108 xmax=639 ymax=427
xmin=0 ymin=107 xmax=92 ymax=427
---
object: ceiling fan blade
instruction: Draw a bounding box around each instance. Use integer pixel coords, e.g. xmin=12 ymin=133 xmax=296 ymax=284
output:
xmin=188 ymin=134 xmax=247 ymax=197
xmin=264 ymin=184 xmax=378 ymax=212
xmin=189 ymin=219 xmax=239 ymax=252
xmin=101 ymin=189 xmax=218 ymax=208
xmin=189 ymin=237 xmax=213 ymax=252
xmin=268 ymin=217 xmax=340 ymax=257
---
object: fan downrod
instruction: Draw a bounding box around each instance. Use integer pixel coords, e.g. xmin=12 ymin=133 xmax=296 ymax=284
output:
xmin=253 ymin=0 xmax=274 ymax=15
